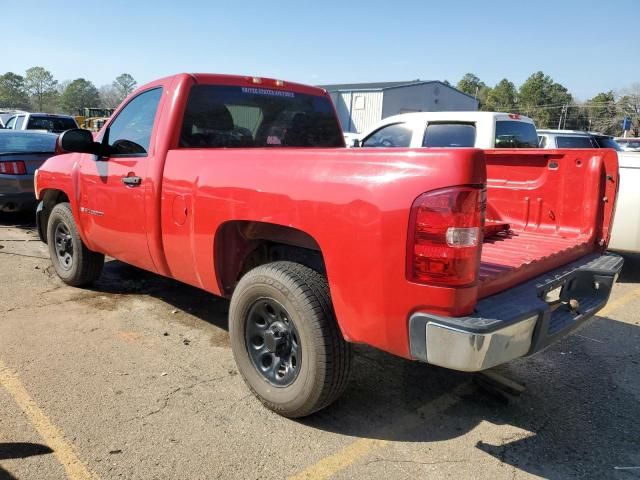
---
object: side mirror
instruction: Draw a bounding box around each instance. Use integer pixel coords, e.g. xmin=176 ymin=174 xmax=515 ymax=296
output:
xmin=58 ymin=129 xmax=101 ymax=155
xmin=352 ymin=138 xmax=361 ymax=147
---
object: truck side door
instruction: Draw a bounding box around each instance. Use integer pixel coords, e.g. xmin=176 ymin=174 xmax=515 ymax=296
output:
xmin=77 ymin=87 xmax=163 ymax=272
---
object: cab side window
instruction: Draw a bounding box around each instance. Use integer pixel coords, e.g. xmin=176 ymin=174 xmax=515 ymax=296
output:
xmin=422 ymin=123 xmax=475 ymax=147
xmin=5 ymin=117 xmax=16 ymax=129
xmin=361 ymin=123 xmax=412 ymax=147
xmin=15 ymin=116 xmax=25 ymax=129
xmin=107 ymin=88 xmax=162 ymax=156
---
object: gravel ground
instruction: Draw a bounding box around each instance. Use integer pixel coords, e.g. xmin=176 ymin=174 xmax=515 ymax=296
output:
xmin=0 ymin=211 xmax=639 ymax=480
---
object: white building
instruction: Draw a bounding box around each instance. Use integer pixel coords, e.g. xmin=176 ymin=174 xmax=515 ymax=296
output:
xmin=320 ymin=80 xmax=479 ymax=133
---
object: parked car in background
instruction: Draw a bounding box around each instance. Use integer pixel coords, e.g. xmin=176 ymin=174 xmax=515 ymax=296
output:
xmin=538 ymin=129 xmax=640 ymax=254
xmin=4 ymin=113 xmax=78 ymax=133
xmin=0 ymin=130 xmax=57 ymax=212
xmin=537 ymin=130 xmax=622 ymax=150
xmin=34 ymin=73 xmax=622 ymax=417
xmin=348 ymin=112 xmax=539 ymax=148
xmin=616 ymin=137 xmax=640 ymax=152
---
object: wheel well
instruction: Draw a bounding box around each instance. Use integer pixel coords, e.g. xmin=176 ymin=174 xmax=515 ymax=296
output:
xmin=38 ymin=190 xmax=70 ymax=243
xmin=215 ymin=221 xmax=326 ymax=295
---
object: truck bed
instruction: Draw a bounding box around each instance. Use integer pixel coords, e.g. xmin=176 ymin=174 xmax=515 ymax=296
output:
xmin=476 ymin=149 xmax=617 ymax=299
xmin=479 ymin=230 xmax=591 ymax=298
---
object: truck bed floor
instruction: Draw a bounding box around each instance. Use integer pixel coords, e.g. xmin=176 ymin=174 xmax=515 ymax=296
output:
xmin=478 ymin=230 xmax=591 ymax=298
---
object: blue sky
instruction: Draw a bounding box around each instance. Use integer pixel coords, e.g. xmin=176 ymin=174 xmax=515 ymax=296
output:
xmin=3 ymin=0 xmax=638 ymax=100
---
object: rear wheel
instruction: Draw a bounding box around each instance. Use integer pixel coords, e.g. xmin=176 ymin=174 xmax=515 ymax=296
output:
xmin=47 ymin=202 xmax=104 ymax=286
xmin=229 ymin=261 xmax=352 ymax=418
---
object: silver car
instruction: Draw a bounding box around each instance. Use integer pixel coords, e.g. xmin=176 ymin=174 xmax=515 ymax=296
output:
xmin=0 ymin=130 xmax=57 ymax=212
xmin=615 ymin=137 xmax=640 ymax=152
xmin=537 ymin=129 xmax=623 ymax=151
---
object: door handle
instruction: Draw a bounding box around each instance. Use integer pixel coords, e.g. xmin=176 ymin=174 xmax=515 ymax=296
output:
xmin=122 ymin=175 xmax=142 ymax=186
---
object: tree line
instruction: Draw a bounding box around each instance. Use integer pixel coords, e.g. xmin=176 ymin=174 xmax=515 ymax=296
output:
xmin=0 ymin=67 xmax=137 ymax=115
xmin=453 ymin=71 xmax=640 ymax=136
xmin=1 ymin=67 xmax=638 ymax=136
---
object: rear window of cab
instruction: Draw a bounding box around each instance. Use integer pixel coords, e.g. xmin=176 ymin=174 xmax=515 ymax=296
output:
xmin=179 ymin=85 xmax=344 ymax=148
xmin=494 ymin=121 xmax=539 ymax=148
xmin=27 ymin=116 xmax=77 ymax=132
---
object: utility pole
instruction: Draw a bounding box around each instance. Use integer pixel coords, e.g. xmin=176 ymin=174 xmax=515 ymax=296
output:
xmin=557 ymin=104 xmax=569 ymax=130
xmin=557 ymin=105 xmax=565 ymax=129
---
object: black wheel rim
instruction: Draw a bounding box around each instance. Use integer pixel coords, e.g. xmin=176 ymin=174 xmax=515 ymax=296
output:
xmin=245 ymin=298 xmax=301 ymax=387
xmin=54 ymin=222 xmax=73 ymax=271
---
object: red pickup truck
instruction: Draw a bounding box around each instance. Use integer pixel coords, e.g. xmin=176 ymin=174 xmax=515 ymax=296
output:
xmin=34 ymin=73 xmax=622 ymax=417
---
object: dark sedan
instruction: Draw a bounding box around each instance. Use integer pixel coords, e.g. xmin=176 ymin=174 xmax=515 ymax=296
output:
xmin=0 ymin=130 xmax=57 ymax=212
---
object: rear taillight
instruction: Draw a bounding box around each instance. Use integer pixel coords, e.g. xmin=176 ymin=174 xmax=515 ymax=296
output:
xmin=407 ymin=186 xmax=485 ymax=286
xmin=0 ymin=161 xmax=27 ymax=175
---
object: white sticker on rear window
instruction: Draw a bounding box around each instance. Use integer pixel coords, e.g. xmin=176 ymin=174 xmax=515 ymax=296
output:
xmin=241 ymin=87 xmax=295 ymax=98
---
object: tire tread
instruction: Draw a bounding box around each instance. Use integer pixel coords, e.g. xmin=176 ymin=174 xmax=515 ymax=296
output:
xmin=47 ymin=202 xmax=104 ymax=286
xmin=230 ymin=261 xmax=352 ymax=417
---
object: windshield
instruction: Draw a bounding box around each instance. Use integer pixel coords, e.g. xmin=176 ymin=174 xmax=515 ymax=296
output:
xmin=26 ymin=116 xmax=77 ymax=133
xmin=180 ymin=85 xmax=344 ymax=148
xmin=495 ymin=121 xmax=539 ymax=148
xmin=593 ymin=136 xmax=623 ymax=151
xmin=0 ymin=132 xmax=56 ymax=153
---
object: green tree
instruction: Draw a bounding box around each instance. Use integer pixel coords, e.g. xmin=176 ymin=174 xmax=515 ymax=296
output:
xmin=113 ymin=73 xmax=137 ymax=101
xmin=24 ymin=66 xmax=59 ymax=112
xmin=99 ymin=84 xmax=122 ymax=108
xmin=60 ymin=78 xmax=100 ymax=114
xmin=485 ymin=78 xmax=517 ymax=112
xmin=456 ymin=73 xmax=484 ymax=96
xmin=0 ymin=72 xmax=30 ymax=109
xmin=456 ymin=73 xmax=491 ymax=109
xmin=585 ymin=91 xmax=617 ymax=134
xmin=617 ymin=83 xmax=640 ymax=136
xmin=518 ymin=71 xmax=572 ymax=128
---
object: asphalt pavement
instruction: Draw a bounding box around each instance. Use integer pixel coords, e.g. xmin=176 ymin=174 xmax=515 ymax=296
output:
xmin=1 ymin=211 xmax=639 ymax=480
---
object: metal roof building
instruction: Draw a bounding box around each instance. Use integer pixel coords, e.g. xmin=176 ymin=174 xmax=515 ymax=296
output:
xmin=319 ymin=80 xmax=479 ymax=133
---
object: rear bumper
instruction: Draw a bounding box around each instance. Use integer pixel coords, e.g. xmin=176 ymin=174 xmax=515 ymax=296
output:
xmin=409 ymin=253 xmax=624 ymax=371
xmin=0 ymin=174 xmax=36 ymax=212
xmin=0 ymin=192 xmax=37 ymax=212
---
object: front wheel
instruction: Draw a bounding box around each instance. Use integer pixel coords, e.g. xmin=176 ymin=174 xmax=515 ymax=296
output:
xmin=46 ymin=202 xmax=104 ymax=286
xmin=229 ymin=262 xmax=352 ymax=418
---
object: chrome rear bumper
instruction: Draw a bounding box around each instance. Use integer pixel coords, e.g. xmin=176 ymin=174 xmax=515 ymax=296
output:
xmin=409 ymin=253 xmax=623 ymax=372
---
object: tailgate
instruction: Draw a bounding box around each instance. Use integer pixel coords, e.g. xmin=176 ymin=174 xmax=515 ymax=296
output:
xmin=477 ymin=148 xmax=619 ymax=299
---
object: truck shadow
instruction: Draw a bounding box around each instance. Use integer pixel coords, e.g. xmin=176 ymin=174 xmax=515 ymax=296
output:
xmin=0 ymin=211 xmax=36 ymax=231
xmin=616 ymin=252 xmax=640 ymax=283
xmin=93 ymin=259 xmax=230 ymax=332
xmin=94 ymin=259 xmax=639 ymax=479
xmin=0 ymin=442 xmax=54 ymax=480
xmin=305 ymin=316 xmax=640 ymax=479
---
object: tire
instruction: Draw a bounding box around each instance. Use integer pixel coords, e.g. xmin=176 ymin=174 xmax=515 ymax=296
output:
xmin=46 ymin=202 xmax=104 ymax=287
xmin=229 ymin=261 xmax=352 ymax=418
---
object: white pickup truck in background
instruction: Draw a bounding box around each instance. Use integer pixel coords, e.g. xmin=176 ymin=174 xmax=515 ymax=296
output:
xmin=607 ymin=152 xmax=640 ymax=253
xmin=347 ymin=111 xmax=539 ymax=149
